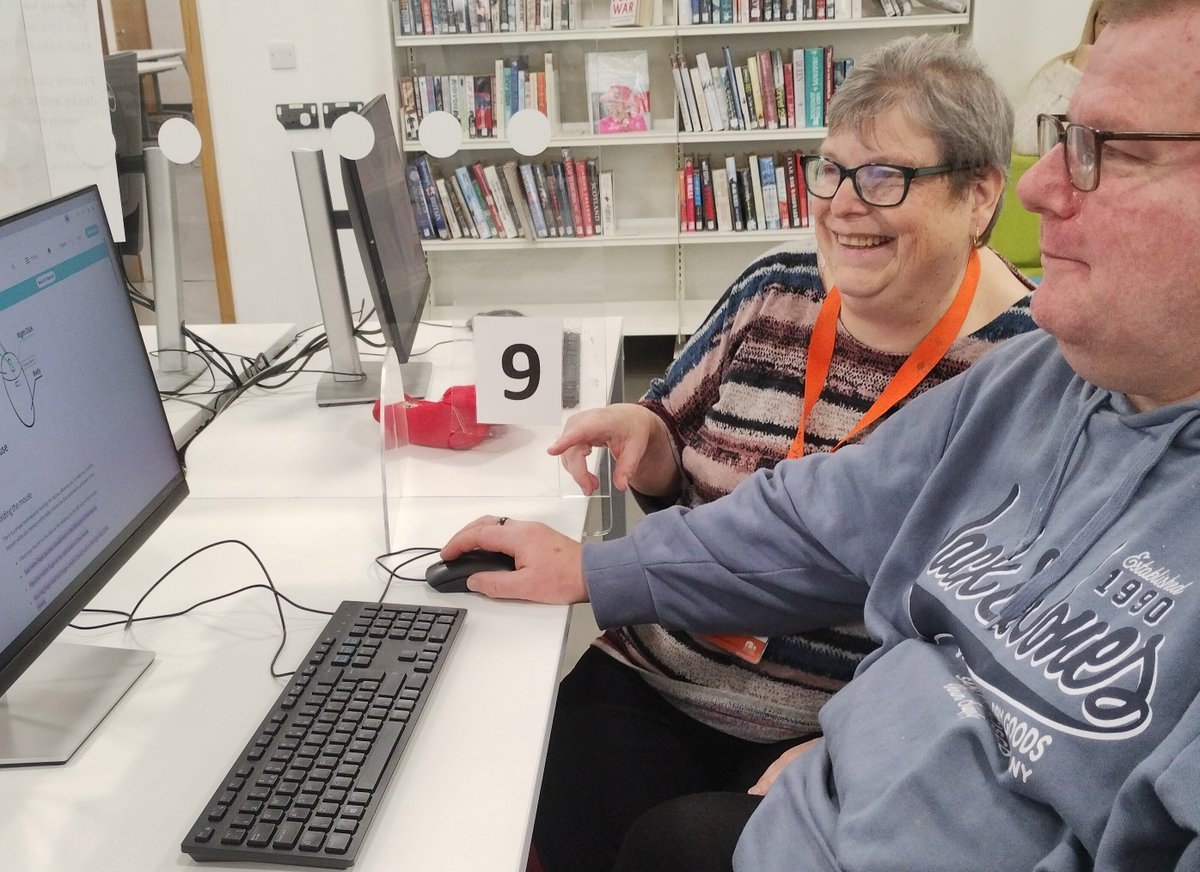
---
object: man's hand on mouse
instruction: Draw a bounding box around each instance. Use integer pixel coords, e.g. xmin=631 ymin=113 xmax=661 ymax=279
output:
xmin=441 ymin=516 xmax=587 ymax=604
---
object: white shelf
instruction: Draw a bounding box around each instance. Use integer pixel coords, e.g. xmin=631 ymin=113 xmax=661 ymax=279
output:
xmin=421 ymin=218 xmax=814 ymax=250
xmin=429 ymin=299 xmax=681 ymax=335
xmin=403 ymin=120 xmax=828 ymax=152
xmin=396 ymin=12 xmax=969 ymax=46
xmin=396 ymin=3 xmax=971 ymax=336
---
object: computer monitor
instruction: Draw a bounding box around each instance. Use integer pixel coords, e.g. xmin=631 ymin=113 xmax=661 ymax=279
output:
xmin=103 ymin=50 xmax=144 ymax=255
xmin=0 ymin=186 xmax=188 ymax=766
xmin=339 ymin=93 xmax=433 ymax=399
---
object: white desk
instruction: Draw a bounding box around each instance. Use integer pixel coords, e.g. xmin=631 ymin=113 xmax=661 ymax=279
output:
xmin=141 ymin=322 xmax=297 ymax=447
xmin=1 ymin=318 xmax=623 ymax=872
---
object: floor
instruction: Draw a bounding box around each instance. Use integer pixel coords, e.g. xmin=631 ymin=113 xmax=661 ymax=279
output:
xmin=160 ymin=168 xmax=677 ymax=678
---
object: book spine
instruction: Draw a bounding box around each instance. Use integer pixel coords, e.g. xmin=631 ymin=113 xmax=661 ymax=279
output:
xmin=824 ymin=45 xmax=834 ymax=114
xmin=739 ymin=65 xmax=757 ymax=130
xmin=682 ymin=156 xmax=695 ymax=232
xmin=532 ymin=162 xmax=560 ymax=236
xmin=435 ymin=177 xmax=463 ymax=238
xmin=772 ymin=49 xmax=786 ymax=128
xmin=775 ymin=157 xmax=789 ymax=229
xmin=573 ymin=158 xmax=594 ymax=236
xmin=794 ymin=150 xmax=809 ymax=227
xmin=413 ymin=154 xmax=451 ymax=239
xmin=453 ymin=166 xmax=489 ymax=238
xmin=561 ymin=152 xmax=586 ymax=236
xmin=756 ymin=51 xmax=777 ymax=129
xmin=680 ymin=55 xmax=704 ymax=133
xmin=699 ymin=156 xmax=716 ymax=231
xmin=405 ymin=163 xmax=436 ymax=239
xmin=804 ymin=47 xmax=824 ymax=128
xmin=676 ymin=170 xmax=686 ymax=232
xmin=688 ymin=65 xmax=712 ymax=132
xmin=725 ymin=156 xmax=744 ymax=231
xmin=483 ymin=163 xmax=520 ymax=237
xmin=712 ymin=166 xmax=732 ymax=231
xmin=551 ymin=160 xmax=576 ymax=236
xmin=783 ymin=150 xmax=799 ymax=228
xmin=518 ymin=163 xmax=549 ymax=238
xmin=746 ymin=59 xmax=764 ymax=129
xmin=695 ymin=52 xmax=726 ymax=132
xmin=721 ymin=46 xmax=742 ymax=130
xmin=447 ymin=170 xmax=478 ymax=238
xmin=587 ymin=158 xmax=602 ymax=234
xmin=757 ymin=155 xmax=780 ymax=229
xmin=470 ymin=162 xmax=506 ymax=236
xmin=599 ymin=170 xmax=615 ymax=235
xmin=738 ymin=167 xmax=757 ymax=230
xmin=544 ymin=51 xmax=561 ymax=133
xmin=501 ymin=161 xmax=535 ymax=240
xmin=671 ymin=54 xmax=695 ymax=133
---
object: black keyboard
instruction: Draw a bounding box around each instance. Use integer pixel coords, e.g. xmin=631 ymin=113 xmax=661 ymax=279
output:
xmin=181 ymin=600 xmax=465 ymax=869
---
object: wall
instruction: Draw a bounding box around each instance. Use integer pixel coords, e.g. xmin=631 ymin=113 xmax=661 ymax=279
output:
xmin=195 ymin=0 xmax=395 ymax=324
xmin=970 ymin=0 xmax=1093 ymax=102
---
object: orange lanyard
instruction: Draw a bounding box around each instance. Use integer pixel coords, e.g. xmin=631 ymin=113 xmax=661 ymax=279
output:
xmin=786 ymin=248 xmax=981 ymax=459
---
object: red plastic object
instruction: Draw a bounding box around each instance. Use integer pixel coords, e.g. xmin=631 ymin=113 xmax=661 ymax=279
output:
xmin=372 ymin=385 xmax=490 ymax=450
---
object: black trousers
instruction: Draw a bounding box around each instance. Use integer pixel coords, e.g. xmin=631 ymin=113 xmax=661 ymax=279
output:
xmin=533 ymin=648 xmax=800 ymax=872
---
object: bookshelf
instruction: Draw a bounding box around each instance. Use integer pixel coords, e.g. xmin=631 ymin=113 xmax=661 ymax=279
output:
xmin=391 ymin=1 xmax=972 ymax=338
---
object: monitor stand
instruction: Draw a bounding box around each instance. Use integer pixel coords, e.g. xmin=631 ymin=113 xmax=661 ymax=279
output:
xmin=396 ymin=361 xmax=432 ymax=400
xmin=0 ymin=643 xmax=153 ymax=767
xmin=146 ymin=146 xmax=204 ymax=393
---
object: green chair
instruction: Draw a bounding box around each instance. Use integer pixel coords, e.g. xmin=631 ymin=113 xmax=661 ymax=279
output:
xmin=990 ymin=152 xmax=1043 ymax=280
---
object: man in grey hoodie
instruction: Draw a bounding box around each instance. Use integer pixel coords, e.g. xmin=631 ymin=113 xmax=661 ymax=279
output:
xmin=442 ymin=1 xmax=1200 ymax=868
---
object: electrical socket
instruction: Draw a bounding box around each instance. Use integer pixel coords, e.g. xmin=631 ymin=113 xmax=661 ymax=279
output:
xmin=276 ymin=103 xmax=319 ymax=130
xmin=322 ymin=101 xmax=364 ymax=128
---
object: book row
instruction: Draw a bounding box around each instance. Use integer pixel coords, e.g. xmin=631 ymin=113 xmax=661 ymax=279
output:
xmin=682 ymin=0 xmax=865 ymax=25
xmin=672 ymin=46 xmax=852 ymax=133
xmin=405 ymin=152 xmax=615 ymax=242
xmin=680 ymin=151 xmax=812 ymax=233
xmin=392 ymin=0 xmax=579 ymax=36
xmin=399 ymin=53 xmax=562 ymax=141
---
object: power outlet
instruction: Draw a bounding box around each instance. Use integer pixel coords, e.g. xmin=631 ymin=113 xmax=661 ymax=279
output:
xmin=322 ymin=101 xmax=364 ymax=128
xmin=276 ymin=103 xmax=319 ymax=130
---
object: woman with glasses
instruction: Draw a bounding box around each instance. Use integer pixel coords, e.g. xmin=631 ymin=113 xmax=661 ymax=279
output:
xmin=529 ymin=34 xmax=1036 ymax=872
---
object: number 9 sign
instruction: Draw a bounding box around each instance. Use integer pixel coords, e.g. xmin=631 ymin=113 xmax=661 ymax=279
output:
xmin=471 ymin=316 xmax=564 ymax=425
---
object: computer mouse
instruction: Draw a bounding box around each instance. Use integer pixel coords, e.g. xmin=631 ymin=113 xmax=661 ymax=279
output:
xmin=425 ymin=549 xmax=516 ymax=593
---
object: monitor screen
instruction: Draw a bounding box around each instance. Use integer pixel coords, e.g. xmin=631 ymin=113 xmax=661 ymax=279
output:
xmin=103 ymin=51 xmax=143 ymax=253
xmin=0 ymin=188 xmax=186 ymax=731
xmin=339 ymin=93 xmax=431 ymax=373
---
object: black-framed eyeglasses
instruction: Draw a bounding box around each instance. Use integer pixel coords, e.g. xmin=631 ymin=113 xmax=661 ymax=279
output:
xmin=1037 ymin=113 xmax=1200 ymax=192
xmin=800 ymin=155 xmax=966 ymax=207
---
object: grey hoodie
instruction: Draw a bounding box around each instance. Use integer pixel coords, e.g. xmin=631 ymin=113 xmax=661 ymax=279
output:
xmin=585 ymin=330 xmax=1200 ymax=871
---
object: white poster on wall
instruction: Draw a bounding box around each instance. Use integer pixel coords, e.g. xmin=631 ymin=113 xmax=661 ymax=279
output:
xmin=7 ymin=0 xmax=121 ymax=239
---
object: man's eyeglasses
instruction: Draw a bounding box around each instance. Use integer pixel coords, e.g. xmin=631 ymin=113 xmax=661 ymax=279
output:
xmin=800 ymin=155 xmax=967 ymax=207
xmin=1037 ymin=113 xmax=1200 ymax=192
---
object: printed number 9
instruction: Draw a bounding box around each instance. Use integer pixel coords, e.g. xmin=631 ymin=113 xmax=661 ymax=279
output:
xmin=502 ymin=343 xmax=540 ymax=400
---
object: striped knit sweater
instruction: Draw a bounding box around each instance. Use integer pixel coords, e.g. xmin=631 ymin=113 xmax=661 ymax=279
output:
xmin=594 ymin=246 xmax=1038 ymax=742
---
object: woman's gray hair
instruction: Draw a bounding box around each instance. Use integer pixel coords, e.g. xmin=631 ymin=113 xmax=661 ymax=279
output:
xmin=827 ymin=33 xmax=1012 ymax=237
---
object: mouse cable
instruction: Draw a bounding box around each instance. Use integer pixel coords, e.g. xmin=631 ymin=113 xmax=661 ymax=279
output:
xmin=71 ymin=539 xmax=334 ymax=679
xmin=373 ymin=546 xmax=441 ymax=603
